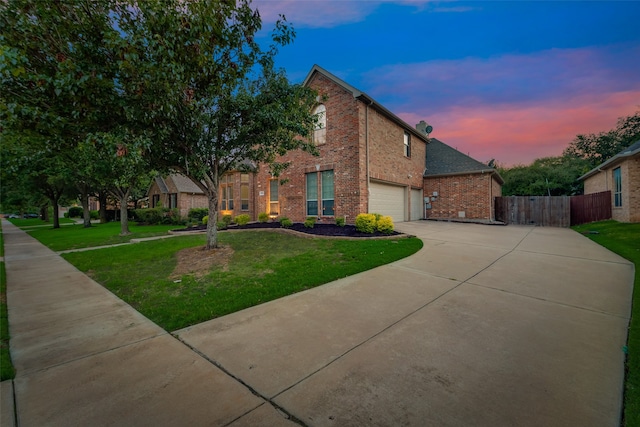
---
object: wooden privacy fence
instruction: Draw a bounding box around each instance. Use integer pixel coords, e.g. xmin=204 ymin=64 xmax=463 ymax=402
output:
xmin=570 ymin=191 xmax=612 ymax=225
xmin=495 ymin=191 xmax=612 ymax=227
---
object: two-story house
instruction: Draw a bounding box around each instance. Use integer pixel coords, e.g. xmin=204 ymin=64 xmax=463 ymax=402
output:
xmin=149 ymin=64 xmax=429 ymax=223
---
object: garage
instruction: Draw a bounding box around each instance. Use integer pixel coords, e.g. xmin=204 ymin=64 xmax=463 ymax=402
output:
xmin=369 ymin=181 xmax=406 ymax=223
xmin=410 ymin=189 xmax=424 ymax=221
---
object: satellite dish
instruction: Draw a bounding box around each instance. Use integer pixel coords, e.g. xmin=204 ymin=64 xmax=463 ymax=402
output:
xmin=425 ymin=125 xmax=433 ymax=134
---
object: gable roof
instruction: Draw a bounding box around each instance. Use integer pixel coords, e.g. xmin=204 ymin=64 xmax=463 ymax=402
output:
xmin=578 ymin=139 xmax=640 ymax=181
xmin=424 ymin=138 xmax=504 ymax=184
xmin=303 ymin=64 xmax=429 ymax=144
xmin=154 ymin=174 xmax=204 ymax=195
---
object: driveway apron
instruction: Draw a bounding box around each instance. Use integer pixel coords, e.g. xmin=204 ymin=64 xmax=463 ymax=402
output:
xmin=2 ymin=220 xmax=634 ymax=426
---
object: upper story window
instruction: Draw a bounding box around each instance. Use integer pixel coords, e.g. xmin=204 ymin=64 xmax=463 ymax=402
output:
xmin=404 ymin=131 xmax=411 ymax=157
xmin=613 ymin=167 xmax=622 ymax=207
xmin=313 ymin=104 xmax=326 ymax=145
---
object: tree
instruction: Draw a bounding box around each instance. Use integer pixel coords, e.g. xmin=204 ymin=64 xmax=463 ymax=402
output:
xmin=499 ymin=156 xmax=591 ymax=196
xmin=563 ymin=110 xmax=640 ymax=168
xmin=115 ymin=0 xmax=320 ymax=249
xmin=1 ymin=0 xmax=124 ymax=227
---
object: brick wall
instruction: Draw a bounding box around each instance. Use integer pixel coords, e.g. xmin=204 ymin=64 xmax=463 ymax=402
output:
xmin=584 ymin=156 xmax=639 ymax=223
xmin=424 ymin=173 xmax=496 ymax=220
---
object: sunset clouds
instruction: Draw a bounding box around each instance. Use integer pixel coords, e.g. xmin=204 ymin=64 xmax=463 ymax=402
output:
xmin=252 ymin=1 xmax=640 ymax=166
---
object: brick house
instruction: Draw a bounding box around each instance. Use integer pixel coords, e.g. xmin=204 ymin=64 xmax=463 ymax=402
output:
xmin=147 ymin=174 xmax=209 ymax=218
xmin=253 ymin=64 xmax=429 ymax=223
xmin=149 ymin=65 xmax=503 ymax=224
xmin=579 ymin=140 xmax=640 ymax=223
xmin=423 ymin=138 xmax=503 ymax=221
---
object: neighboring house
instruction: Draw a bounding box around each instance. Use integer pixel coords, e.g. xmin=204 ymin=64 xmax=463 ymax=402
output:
xmin=253 ymin=64 xmax=429 ymax=223
xmin=579 ymin=139 xmax=640 ymax=223
xmin=423 ymin=138 xmax=503 ymax=221
xmin=147 ymin=173 xmax=209 ymax=218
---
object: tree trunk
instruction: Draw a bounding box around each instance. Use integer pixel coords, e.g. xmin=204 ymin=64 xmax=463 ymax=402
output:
xmin=205 ymin=190 xmax=219 ymax=250
xmin=98 ymin=191 xmax=108 ymax=223
xmin=119 ymin=189 xmax=131 ymax=236
xmin=40 ymin=203 xmax=49 ymax=222
xmin=51 ymin=201 xmax=60 ymax=229
xmin=80 ymin=190 xmax=91 ymax=228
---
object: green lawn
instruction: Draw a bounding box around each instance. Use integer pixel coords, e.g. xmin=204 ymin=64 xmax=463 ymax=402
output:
xmin=572 ymin=220 xmax=640 ymax=427
xmin=1 ymin=224 xmax=16 ymax=381
xmin=62 ymin=229 xmax=423 ymax=331
xmin=27 ymin=222 xmax=185 ymax=251
xmin=8 ymin=217 xmax=75 ymax=228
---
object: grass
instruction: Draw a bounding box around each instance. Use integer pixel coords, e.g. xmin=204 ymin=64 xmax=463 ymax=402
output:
xmin=572 ymin=220 xmax=640 ymax=427
xmin=26 ymin=222 xmax=185 ymax=251
xmin=62 ymin=230 xmax=423 ymax=331
xmin=1 ymin=223 xmax=16 ymax=381
xmin=8 ymin=217 xmax=75 ymax=228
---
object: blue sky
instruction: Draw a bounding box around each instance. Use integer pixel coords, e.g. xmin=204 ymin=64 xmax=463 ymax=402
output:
xmin=253 ymin=0 xmax=640 ymax=166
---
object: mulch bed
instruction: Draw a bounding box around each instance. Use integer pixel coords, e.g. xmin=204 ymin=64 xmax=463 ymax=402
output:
xmin=173 ymin=221 xmax=402 ymax=238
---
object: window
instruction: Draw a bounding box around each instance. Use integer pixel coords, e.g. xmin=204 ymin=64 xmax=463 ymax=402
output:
xmin=404 ymin=131 xmax=411 ymax=157
xmin=241 ymin=174 xmax=249 ymax=211
xmin=313 ymin=104 xmax=326 ymax=145
xmin=152 ymin=194 xmax=160 ymax=208
xmin=613 ymin=167 xmax=622 ymax=207
xmin=306 ymin=173 xmax=318 ymax=215
xmin=169 ymin=193 xmax=177 ymax=209
xmin=269 ymin=179 xmax=279 ymax=215
xmin=220 ymin=175 xmax=234 ymax=210
xmin=306 ymin=170 xmax=334 ymax=216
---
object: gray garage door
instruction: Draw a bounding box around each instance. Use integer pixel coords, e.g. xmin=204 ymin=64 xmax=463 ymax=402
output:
xmin=369 ymin=181 xmax=406 ymax=222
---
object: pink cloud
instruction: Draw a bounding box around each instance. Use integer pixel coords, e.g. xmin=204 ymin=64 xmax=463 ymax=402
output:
xmin=399 ymin=91 xmax=640 ymax=166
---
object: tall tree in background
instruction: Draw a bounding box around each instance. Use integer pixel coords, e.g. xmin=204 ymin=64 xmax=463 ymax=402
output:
xmin=499 ymin=156 xmax=591 ymax=196
xmin=115 ymin=0 xmax=320 ymax=249
xmin=1 ymin=0 xmax=122 ymax=226
xmin=563 ymin=110 xmax=640 ymax=167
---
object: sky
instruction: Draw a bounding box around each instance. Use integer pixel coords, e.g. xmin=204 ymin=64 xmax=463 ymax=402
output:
xmin=252 ymin=0 xmax=640 ymax=166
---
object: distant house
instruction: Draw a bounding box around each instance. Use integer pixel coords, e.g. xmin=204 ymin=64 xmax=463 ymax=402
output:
xmin=423 ymin=138 xmax=503 ymax=221
xmin=147 ymin=174 xmax=208 ymax=218
xmin=579 ymin=140 xmax=640 ymax=223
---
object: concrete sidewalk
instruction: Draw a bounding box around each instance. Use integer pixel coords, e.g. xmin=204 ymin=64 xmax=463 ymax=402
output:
xmin=1 ymin=219 xmax=634 ymax=426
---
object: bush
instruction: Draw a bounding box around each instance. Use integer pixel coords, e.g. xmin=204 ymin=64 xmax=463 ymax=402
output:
xmin=188 ymin=208 xmax=208 ymax=222
xmin=258 ymin=212 xmax=269 ymax=223
xmin=377 ymin=215 xmax=394 ymax=234
xmin=280 ymin=217 xmax=293 ymax=228
xmin=355 ymin=213 xmax=377 ymax=233
xmin=304 ymin=216 xmax=317 ymax=228
xmin=235 ymin=214 xmax=250 ymax=226
xmin=216 ymin=221 xmax=227 ymax=230
xmin=222 ymin=214 xmax=233 ymax=225
xmin=335 ymin=217 xmax=346 ymax=227
xmin=133 ymin=208 xmax=183 ymax=225
xmin=202 ymin=215 xmax=209 ymax=225
xmin=90 ymin=210 xmax=99 ymax=220
xmin=68 ymin=206 xmax=83 ymax=218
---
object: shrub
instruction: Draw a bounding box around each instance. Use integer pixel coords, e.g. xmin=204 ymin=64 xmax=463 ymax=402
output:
xmin=68 ymin=206 xmax=83 ymax=218
xmin=335 ymin=217 xmax=346 ymax=227
xmin=188 ymin=208 xmax=208 ymax=222
xmin=355 ymin=213 xmax=377 ymax=233
xmin=202 ymin=215 xmax=209 ymax=225
xmin=235 ymin=214 xmax=250 ymax=226
xmin=304 ymin=216 xmax=317 ymax=228
xmin=222 ymin=214 xmax=233 ymax=225
xmin=377 ymin=215 xmax=394 ymax=234
xmin=372 ymin=213 xmax=383 ymax=222
xmin=216 ymin=221 xmax=227 ymax=230
xmin=280 ymin=217 xmax=293 ymax=228
xmin=258 ymin=212 xmax=269 ymax=223
xmin=90 ymin=210 xmax=99 ymax=220
xmin=133 ymin=208 xmax=164 ymax=225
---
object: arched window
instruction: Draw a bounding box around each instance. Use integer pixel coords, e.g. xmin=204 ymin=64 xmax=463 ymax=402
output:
xmin=313 ymin=104 xmax=326 ymax=145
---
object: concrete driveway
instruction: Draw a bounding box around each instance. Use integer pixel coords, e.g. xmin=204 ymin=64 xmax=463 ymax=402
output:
xmin=2 ymin=220 xmax=634 ymax=426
